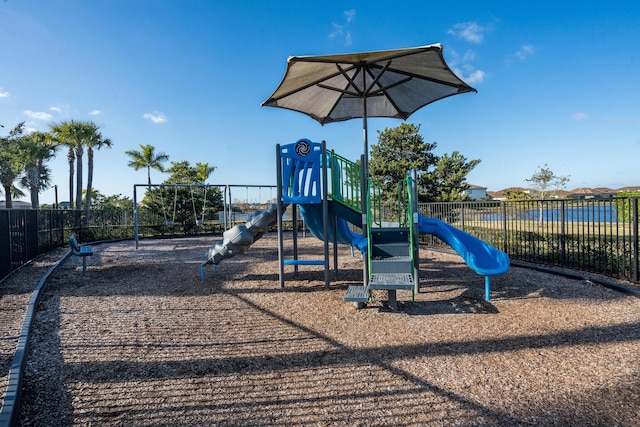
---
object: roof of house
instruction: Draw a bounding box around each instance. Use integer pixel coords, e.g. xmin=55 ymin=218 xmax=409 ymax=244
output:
xmin=466 ymin=184 xmax=487 ymax=190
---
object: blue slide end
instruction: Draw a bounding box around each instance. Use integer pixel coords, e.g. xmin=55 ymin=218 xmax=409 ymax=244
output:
xmin=299 ymin=204 xmax=368 ymax=253
xmin=418 ymin=214 xmax=509 ymax=276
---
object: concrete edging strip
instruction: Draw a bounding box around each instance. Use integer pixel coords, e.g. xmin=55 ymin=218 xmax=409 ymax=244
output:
xmin=0 ymin=250 xmax=72 ymax=427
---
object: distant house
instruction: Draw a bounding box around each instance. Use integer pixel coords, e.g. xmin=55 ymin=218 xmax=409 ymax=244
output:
xmin=488 ymin=187 xmax=531 ymax=201
xmin=488 ymin=186 xmax=640 ymax=201
xmin=566 ymin=187 xmax=617 ymax=200
xmin=462 ymin=185 xmax=487 ymax=200
xmin=615 ymin=186 xmax=640 ymax=194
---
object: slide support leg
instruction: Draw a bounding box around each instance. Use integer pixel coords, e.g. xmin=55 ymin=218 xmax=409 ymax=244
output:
xmin=485 ymin=276 xmax=491 ymax=301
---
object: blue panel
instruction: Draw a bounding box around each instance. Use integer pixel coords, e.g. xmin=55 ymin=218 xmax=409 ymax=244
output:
xmin=280 ymin=139 xmax=323 ymax=204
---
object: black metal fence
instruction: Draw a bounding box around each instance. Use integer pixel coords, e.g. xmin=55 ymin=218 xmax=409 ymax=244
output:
xmin=419 ymin=198 xmax=640 ymax=283
xmin=0 ymin=206 xmax=298 ymax=282
xmin=2 ymin=198 xmax=639 ymax=283
xmin=0 ymin=209 xmax=131 ymax=281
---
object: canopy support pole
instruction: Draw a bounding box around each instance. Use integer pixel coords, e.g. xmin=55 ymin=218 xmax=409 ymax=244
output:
xmin=360 ymin=68 xmax=370 ymax=287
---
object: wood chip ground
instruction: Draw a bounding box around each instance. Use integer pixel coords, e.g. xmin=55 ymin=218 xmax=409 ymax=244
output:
xmin=2 ymin=234 xmax=640 ymax=426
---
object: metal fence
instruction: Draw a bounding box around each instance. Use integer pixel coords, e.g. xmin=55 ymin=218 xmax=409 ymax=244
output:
xmin=0 ymin=205 xmax=299 ymax=282
xmin=419 ymin=198 xmax=640 ymax=283
xmin=0 ymin=209 xmax=135 ymax=281
xmin=2 ymin=198 xmax=639 ymax=283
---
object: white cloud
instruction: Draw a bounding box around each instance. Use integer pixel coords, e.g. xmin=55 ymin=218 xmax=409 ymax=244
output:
xmin=515 ymin=44 xmax=535 ymax=60
xmin=49 ymin=104 xmax=74 ymax=116
xmin=463 ymin=69 xmax=486 ymax=85
xmin=23 ymin=110 xmax=53 ymax=120
xmin=344 ymin=9 xmax=356 ymax=23
xmin=89 ymin=109 xmax=102 ymax=116
xmin=0 ymin=88 xmax=9 ymax=98
xmin=447 ymin=22 xmax=491 ymax=44
xmin=462 ymin=50 xmax=476 ymax=62
xmin=329 ymin=22 xmax=344 ymax=39
xmin=344 ymin=32 xmax=352 ymax=46
xmin=143 ymin=111 xmax=167 ymax=124
xmin=572 ymin=112 xmax=590 ymax=121
xmin=452 ymin=64 xmax=486 ymax=85
xmin=329 ymin=9 xmax=355 ymax=46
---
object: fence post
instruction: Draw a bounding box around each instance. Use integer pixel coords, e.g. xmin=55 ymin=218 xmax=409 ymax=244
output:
xmin=134 ymin=185 xmax=139 ymax=249
xmin=61 ymin=209 xmax=65 ymax=245
xmin=633 ymin=197 xmax=638 ymax=282
xmin=502 ymin=202 xmax=508 ymax=253
xmin=561 ymin=199 xmax=566 ymax=265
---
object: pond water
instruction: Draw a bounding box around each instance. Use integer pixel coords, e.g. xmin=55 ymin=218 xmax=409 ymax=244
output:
xmin=480 ymin=204 xmax=619 ymax=222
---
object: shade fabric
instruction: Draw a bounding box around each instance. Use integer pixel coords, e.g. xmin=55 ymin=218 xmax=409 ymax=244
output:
xmin=262 ymin=44 xmax=476 ymax=125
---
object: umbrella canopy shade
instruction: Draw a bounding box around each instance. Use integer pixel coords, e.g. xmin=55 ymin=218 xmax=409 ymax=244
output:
xmin=262 ymin=43 xmax=476 ymax=125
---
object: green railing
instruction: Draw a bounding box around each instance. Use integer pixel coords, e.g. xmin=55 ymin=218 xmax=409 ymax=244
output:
xmin=328 ymin=150 xmax=362 ymax=213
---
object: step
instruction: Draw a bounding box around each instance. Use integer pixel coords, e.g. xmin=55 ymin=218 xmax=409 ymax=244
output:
xmin=370 ymin=227 xmax=410 ymax=245
xmin=370 ymin=256 xmax=413 ymax=274
xmin=372 ymin=242 xmax=410 ymax=258
xmin=344 ymin=285 xmax=370 ymax=302
xmin=368 ymin=273 xmax=414 ymax=290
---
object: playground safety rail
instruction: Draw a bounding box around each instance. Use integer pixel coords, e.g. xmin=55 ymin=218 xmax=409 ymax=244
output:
xmin=328 ymin=150 xmax=362 ymax=213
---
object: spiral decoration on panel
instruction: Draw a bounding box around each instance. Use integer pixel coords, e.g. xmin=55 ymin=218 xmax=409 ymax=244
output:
xmin=295 ymin=139 xmax=311 ymax=157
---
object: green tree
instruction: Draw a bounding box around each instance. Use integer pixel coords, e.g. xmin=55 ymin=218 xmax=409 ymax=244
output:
xmin=369 ymin=123 xmax=437 ymax=204
xmin=84 ymin=128 xmax=113 ymax=220
xmin=0 ymin=122 xmax=26 ymax=208
xmin=125 ymin=144 xmax=169 ymax=187
xmin=525 ymin=164 xmax=570 ymax=226
xmin=165 ymin=160 xmax=198 ymax=184
xmin=18 ymin=131 xmax=57 ymax=208
xmin=49 ymin=120 xmax=100 ymax=209
xmin=93 ymin=192 xmax=134 ymax=211
xmin=613 ymin=191 xmax=640 ymax=223
xmin=503 ymin=189 xmax=531 ymax=200
xmin=525 ymin=164 xmax=570 ymax=199
xmin=142 ymin=160 xmax=223 ymax=233
xmin=427 ymin=151 xmax=481 ymax=202
xmin=369 ymin=123 xmax=480 ymax=203
xmin=195 ymin=162 xmax=216 ymax=183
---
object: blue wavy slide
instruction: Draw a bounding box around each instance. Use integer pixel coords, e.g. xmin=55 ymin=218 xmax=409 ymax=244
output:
xmin=418 ymin=214 xmax=509 ymax=276
xmin=299 ymin=204 xmax=368 ymax=253
xmin=298 ymin=205 xmax=508 ymax=276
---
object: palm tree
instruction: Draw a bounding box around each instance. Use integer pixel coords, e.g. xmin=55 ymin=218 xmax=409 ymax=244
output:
xmin=125 ymin=144 xmax=169 ymax=188
xmin=49 ymin=120 xmax=98 ymax=209
xmin=84 ymin=128 xmax=112 ymax=219
xmin=195 ymin=162 xmax=216 ymax=184
xmin=18 ymin=131 xmax=57 ymax=208
xmin=0 ymin=123 xmax=25 ymax=208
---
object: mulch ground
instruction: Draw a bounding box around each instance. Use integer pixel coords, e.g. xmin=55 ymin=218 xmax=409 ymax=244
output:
xmin=2 ymin=234 xmax=640 ymax=426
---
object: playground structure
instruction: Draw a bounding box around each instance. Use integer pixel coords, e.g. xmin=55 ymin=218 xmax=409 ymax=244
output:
xmin=202 ymin=138 xmax=510 ymax=308
xmin=132 ymin=183 xmax=277 ymax=249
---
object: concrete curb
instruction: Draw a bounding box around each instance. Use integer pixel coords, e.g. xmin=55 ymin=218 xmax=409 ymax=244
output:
xmin=0 ymin=250 xmax=72 ymax=427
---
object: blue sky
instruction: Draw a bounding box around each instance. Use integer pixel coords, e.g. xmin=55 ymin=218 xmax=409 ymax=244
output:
xmin=1 ymin=1 xmax=639 ymax=205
